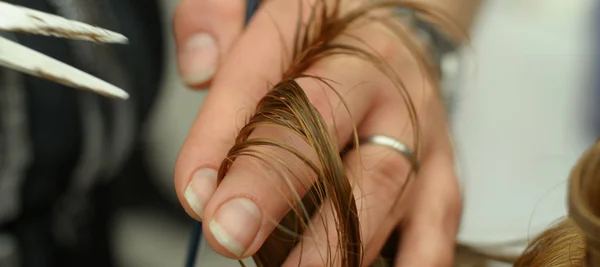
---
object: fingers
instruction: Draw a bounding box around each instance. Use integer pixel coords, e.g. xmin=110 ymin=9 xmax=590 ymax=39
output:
xmin=196 ymin=15 xmax=415 ymax=257
xmin=281 ymin=135 xmax=460 ymax=267
xmin=282 ymin=147 xmax=416 ymax=267
xmin=199 ymin=55 xmax=384 ymax=258
xmin=394 ymin=149 xmax=462 ymax=267
xmin=173 ymin=0 xmax=247 ymax=87
xmin=175 ymin=0 xmax=433 ymax=261
xmin=280 ymin=17 xmax=440 ymax=264
xmin=176 ymin=0 xmax=404 ymax=258
xmin=174 ymin=0 xmax=305 ymax=222
xmin=282 ymin=91 xmax=418 ymax=266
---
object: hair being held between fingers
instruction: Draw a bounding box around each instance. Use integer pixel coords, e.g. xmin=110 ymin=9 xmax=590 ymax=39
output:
xmin=208 ymin=0 xmax=467 ymax=266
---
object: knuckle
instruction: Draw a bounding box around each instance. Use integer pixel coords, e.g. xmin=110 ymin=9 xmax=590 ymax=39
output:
xmin=307 ymin=89 xmax=336 ymax=125
xmin=360 ymin=23 xmax=405 ymax=62
xmin=298 ymin=76 xmax=337 ymax=127
xmin=376 ymin=34 xmax=402 ymax=61
xmin=368 ymin=151 xmax=411 ymax=197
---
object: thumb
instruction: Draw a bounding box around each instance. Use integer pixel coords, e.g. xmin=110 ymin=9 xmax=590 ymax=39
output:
xmin=173 ymin=0 xmax=253 ymax=88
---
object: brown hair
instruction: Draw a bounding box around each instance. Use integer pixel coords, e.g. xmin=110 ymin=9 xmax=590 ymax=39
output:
xmin=214 ymin=1 xmax=461 ymax=266
xmin=514 ymin=139 xmax=600 ymax=267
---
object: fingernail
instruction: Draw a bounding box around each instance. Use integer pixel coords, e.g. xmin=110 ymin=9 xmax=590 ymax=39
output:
xmin=209 ymin=198 xmax=262 ymax=257
xmin=184 ymin=168 xmax=218 ymax=219
xmin=181 ymin=33 xmax=218 ymax=85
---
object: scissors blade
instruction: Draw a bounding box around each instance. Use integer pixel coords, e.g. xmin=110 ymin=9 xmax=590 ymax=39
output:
xmin=0 ymin=36 xmax=129 ymax=99
xmin=0 ymin=1 xmax=128 ymax=44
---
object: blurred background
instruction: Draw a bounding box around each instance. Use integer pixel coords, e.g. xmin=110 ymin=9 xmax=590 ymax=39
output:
xmin=0 ymin=0 xmax=597 ymax=266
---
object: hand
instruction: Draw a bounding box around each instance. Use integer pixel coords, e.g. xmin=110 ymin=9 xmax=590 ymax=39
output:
xmin=173 ymin=0 xmax=462 ymax=266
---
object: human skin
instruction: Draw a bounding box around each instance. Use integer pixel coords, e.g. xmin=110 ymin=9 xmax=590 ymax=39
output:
xmin=172 ymin=0 xmax=480 ymax=265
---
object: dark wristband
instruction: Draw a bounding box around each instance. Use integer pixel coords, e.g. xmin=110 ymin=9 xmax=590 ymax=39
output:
xmin=245 ymin=0 xmax=261 ymax=26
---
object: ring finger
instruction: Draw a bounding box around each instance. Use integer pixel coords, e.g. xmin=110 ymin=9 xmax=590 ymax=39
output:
xmin=281 ymin=86 xmax=423 ymax=266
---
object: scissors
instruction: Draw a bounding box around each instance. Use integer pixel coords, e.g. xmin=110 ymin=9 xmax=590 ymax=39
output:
xmin=0 ymin=1 xmax=129 ymax=99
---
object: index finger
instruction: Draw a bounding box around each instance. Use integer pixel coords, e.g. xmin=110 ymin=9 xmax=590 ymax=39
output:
xmin=174 ymin=0 xmax=311 ymax=221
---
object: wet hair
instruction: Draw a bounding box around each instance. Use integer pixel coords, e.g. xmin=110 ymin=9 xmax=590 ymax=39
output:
xmin=211 ymin=1 xmax=463 ymax=266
